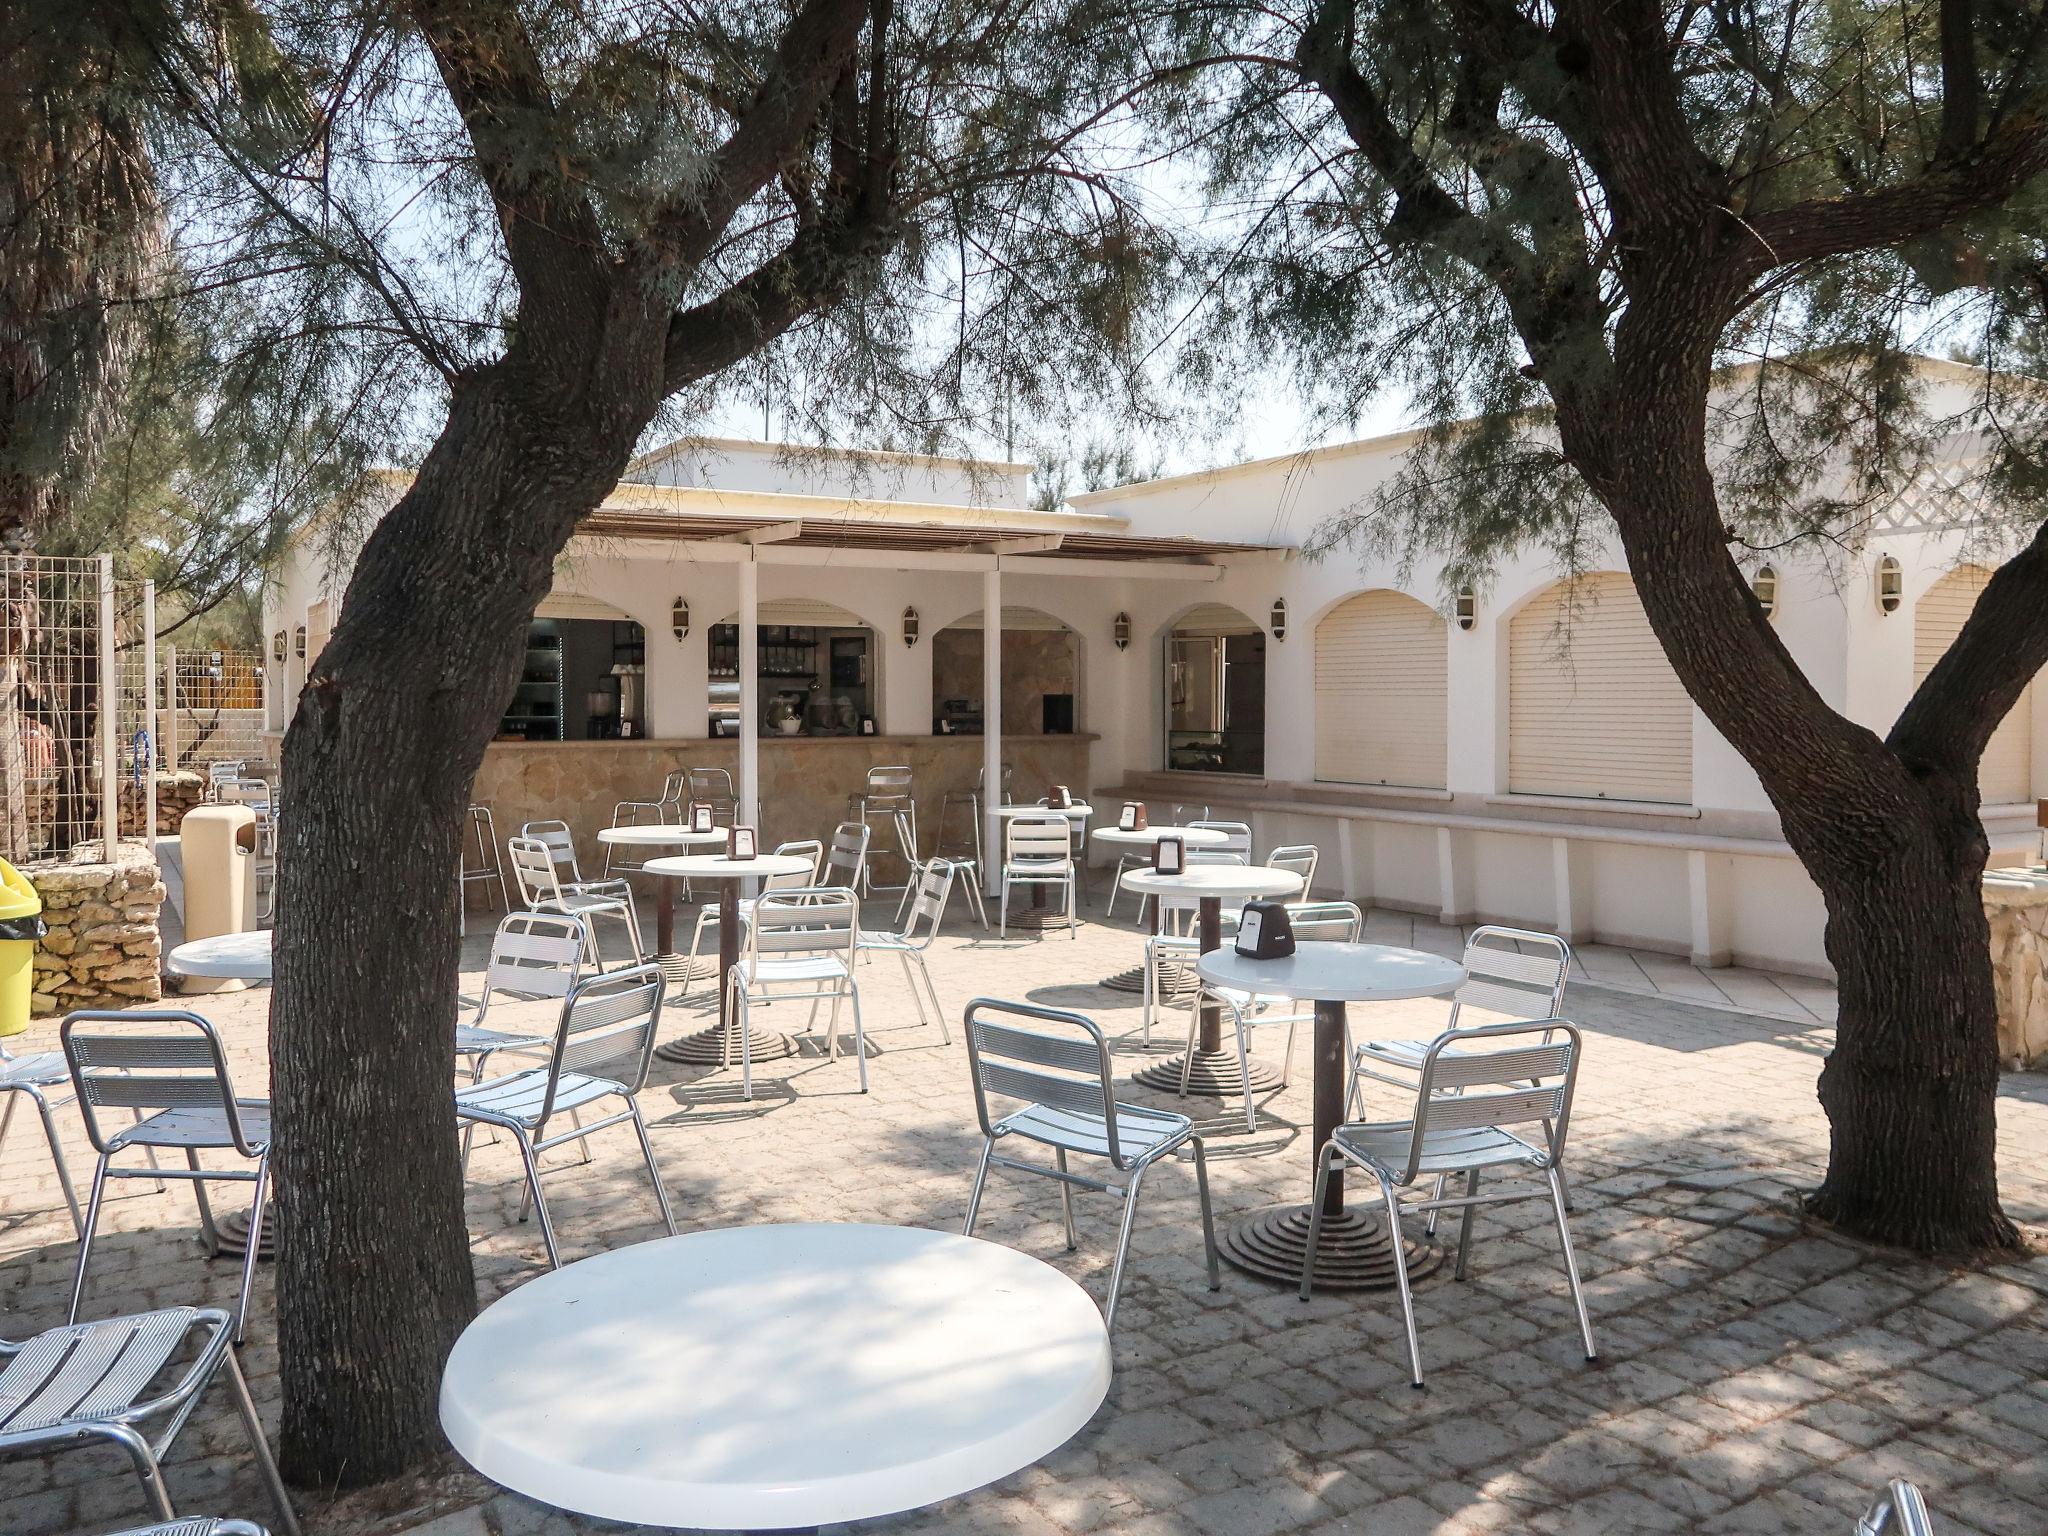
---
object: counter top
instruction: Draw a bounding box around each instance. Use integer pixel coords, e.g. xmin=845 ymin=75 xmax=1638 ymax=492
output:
xmin=485 ymin=733 xmax=1098 ymax=751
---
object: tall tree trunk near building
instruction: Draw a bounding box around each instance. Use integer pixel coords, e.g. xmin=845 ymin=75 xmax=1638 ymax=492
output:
xmin=271 ymin=358 xmax=658 ymax=1482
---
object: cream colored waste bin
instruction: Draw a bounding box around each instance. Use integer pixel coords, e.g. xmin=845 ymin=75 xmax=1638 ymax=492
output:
xmin=179 ymin=805 xmax=256 ymax=993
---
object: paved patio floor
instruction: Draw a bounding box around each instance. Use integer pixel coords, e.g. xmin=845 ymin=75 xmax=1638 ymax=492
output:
xmin=2 ymin=889 xmax=2043 ymax=1536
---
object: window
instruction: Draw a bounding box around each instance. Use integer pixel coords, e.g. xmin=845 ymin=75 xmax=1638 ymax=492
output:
xmin=1914 ymin=564 xmax=2034 ymax=804
xmin=1165 ymin=604 xmax=1265 ymax=775
xmin=1314 ymin=590 xmax=1447 ymax=788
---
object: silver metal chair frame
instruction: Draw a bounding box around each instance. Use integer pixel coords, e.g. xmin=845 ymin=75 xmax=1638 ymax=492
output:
xmin=858 ymin=863 xmax=956 ymax=1042
xmin=686 ymin=767 xmax=737 ymax=830
xmin=461 ymin=804 xmax=509 ymax=913
xmin=1300 ymin=1018 xmax=1597 ymax=1387
xmin=936 ymin=764 xmax=1011 ymax=875
xmin=0 ymin=1306 xmax=299 ymax=1536
xmin=823 ymin=820 xmax=872 ymax=892
xmin=1265 ymin=843 xmax=1319 ymax=892
xmin=680 ymin=837 xmax=824 ymax=998
xmin=454 ymin=963 xmax=676 ymax=1269
xmin=1855 ymin=1478 xmax=1934 ymax=1535
xmin=725 ymin=887 xmax=867 ymax=1098
xmin=1 ymin=1043 xmax=84 ymax=1235
xmin=61 ymin=1011 xmax=272 ymax=1342
xmin=105 ymin=1520 xmax=271 ymax=1536
xmin=508 ymin=834 xmax=643 ymax=971
xmin=961 ymin=998 xmax=1219 ymax=1333
xmin=603 ymin=770 xmax=689 ymax=877
xmin=999 ymin=813 xmax=1078 ymax=939
xmin=898 ymin=807 xmax=988 ymax=930
xmin=1185 ymin=901 xmax=1363 ymax=1131
xmin=456 ymin=912 xmax=586 ymax=1082
xmin=849 ymin=765 xmax=917 ymax=894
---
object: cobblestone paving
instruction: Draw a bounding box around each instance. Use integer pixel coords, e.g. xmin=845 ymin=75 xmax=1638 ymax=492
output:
xmin=4 ymin=895 xmax=2046 ymax=1536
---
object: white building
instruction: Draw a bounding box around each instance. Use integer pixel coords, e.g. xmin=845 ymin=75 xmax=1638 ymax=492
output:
xmin=265 ymin=392 xmax=2042 ymax=980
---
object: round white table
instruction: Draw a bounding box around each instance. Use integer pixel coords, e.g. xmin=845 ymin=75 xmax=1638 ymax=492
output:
xmin=643 ymin=851 xmax=818 ymax=1067
xmin=597 ymin=825 xmax=727 ymax=958
xmin=1087 ymin=826 xmax=1232 ymax=984
xmin=1118 ymin=866 xmax=1304 ymax=1094
xmin=1196 ymin=943 xmax=1465 ymax=1291
xmin=166 ymin=930 xmax=273 ymax=982
xmin=440 ymin=1223 xmax=1111 ymax=1531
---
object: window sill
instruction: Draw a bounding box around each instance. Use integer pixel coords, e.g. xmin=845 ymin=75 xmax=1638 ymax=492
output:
xmin=1484 ymin=792 xmax=1703 ymax=820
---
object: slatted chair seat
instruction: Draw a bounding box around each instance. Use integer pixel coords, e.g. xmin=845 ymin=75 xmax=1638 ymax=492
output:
xmin=455 ymin=1069 xmax=623 ymax=1127
xmin=749 ymin=954 xmax=852 ymax=985
xmin=1331 ymin=1121 xmax=1550 ymax=1176
xmin=0 ymin=1306 xmax=298 ymax=1535
xmin=995 ymin=1100 xmax=1194 ymax=1163
xmin=2 ymin=1045 xmax=83 ymax=1236
xmin=454 ymin=1023 xmax=550 ymax=1060
xmin=107 ymin=1101 xmax=273 ymax=1151
xmin=2 ymin=1050 xmax=66 ymax=1084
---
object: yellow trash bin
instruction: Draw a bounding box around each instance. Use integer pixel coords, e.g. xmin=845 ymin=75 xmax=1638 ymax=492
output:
xmin=0 ymin=857 xmax=46 ymax=1037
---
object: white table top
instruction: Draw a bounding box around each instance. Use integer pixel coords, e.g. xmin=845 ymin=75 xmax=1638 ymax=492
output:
xmin=597 ymin=825 xmax=728 ymax=849
xmin=993 ymin=803 xmax=1094 ymax=820
xmin=642 ymin=852 xmax=817 ymax=882
xmin=1090 ymin=825 xmax=1230 ymax=849
xmin=440 ymin=1223 xmax=1110 ymax=1530
xmin=167 ymin=930 xmax=274 ymax=980
xmin=1118 ymin=865 xmax=1303 ymax=903
xmin=1197 ymin=941 xmax=1465 ymax=1003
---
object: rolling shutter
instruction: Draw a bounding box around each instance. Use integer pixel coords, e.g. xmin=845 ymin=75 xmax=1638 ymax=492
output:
xmin=1314 ymin=591 xmax=1447 ymax=788
xmin=1914 ymin=565 xmax=2034 ymax=804
xmin=1508 ymin=573 xmax=1692 ymax=804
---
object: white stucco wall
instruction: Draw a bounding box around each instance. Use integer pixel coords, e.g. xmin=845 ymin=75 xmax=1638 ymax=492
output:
xmin=625 ymin=435 xmax=1034 ymax=509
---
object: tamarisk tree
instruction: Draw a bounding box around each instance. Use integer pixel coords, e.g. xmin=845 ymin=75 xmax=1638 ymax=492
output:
xmin=1155 ymin=0 xmax=2048 ymax=1251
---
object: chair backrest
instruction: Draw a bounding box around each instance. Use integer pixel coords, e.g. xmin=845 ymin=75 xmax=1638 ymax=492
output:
xmin=1188 ymin=819 xmax=1253 ymax=857
xmin=1856 ymin=1478 xmax=1934 ymax=1536
xmin=977 ymin=763 xmax=1015 ymax=797
xmin=1396 ymin=1020 xmax=1581 ymax=1184
xmin=537 ymin=963 xmax=666 ymax=1115
xmin=962 ymin=998 xmax=1133 ymax=1168
xmin=521 ymin=820 xmax=584 ymax=882
xmin=60 ymin=1010 xmax=260 ymax=1157
xmin=863 ymin=765 xmax=914 ymax=807
xmin=1285 ymin=899 xmax=1361 ymax=943
xmin=896 ymin=860 xmax=956 ymax=945
xmin=507 ymin=835 xmax=564 ymax=907
xmin=615 ymin=770 xmax=687 ymax=827
xmin=767 ymin=839 xmax=825 ymax=892
xmin=1005 ymin=813 xmax=1071 ymax=866
xmin=744 ymin=887 xmax=860 ymax=968
xmin=1452 ymin=925 xmax=1572 ymax=1024
xmin=473 ymin=912 xmax=585 ymax=1024
xmin=825 ymin=821 xmax=871 ymax=886
xmin=1267 ymin=844 xmax=1319 ymax=890
xmin=688 ymin=767 xmax=737 ymax=822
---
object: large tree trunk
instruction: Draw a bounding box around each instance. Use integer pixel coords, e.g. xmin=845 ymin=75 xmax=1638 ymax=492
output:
xmin=271 ymin=353 xmax=656 ymax=1483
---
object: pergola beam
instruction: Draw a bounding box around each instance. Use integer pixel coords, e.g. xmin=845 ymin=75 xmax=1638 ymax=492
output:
xmin=977 ymin=533 xmax=1064 ymax=555
xmin=708 ymin=520 xmax=806 ymax=545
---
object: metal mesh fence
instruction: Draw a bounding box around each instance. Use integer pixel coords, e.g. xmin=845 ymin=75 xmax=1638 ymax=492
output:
xmin=161 ymin=648 xmax=269 ymax=770
xmin=1 ymin=555 xmax=154 ymax=864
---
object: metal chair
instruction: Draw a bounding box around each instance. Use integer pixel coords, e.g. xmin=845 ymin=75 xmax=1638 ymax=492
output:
xmin=1265 ymin=843 xmax=1319 ymax=892
xmin=903 ymin=805 xmax=989 ymax=930
xmin=1301 ymin=1019 xmax=1596 ymax=1387
xmin=0 ymin=1306 xmax=299 ymax=1536
xmin=460 ymin=804 xmax=509 ymax=913
xmin=507 ymin=835 xmax=643 ymax=971
xmin=1000 ymin=813 xmax=1077 ymax=939
xmin=961 ymin=998 xmax=1219 ymax=1332
xmin=1 ymin=1042 xmax=84 ymax=1235
xmin=454 ymin=963 xmax=676 ymax=1269
xmin=1108 ymin=802 xmax=1213 ymax=921
xmin=849 ymin=765 xmax=917 ymax=893
xmin=105 ymin=1521 xmax=272 ymax=1536
xmin=603 ymin=770 xmax=689 ymax=876
xmin=686 ymin=766 xmax=737 ymax=829
xmin=823 ymin=820 xmax=872 ymax=891
xmin=201 ymin=761 xmax=246 ymax=803
xmin=62 ymin=1012 xmax=272 ymax=1342
xmin=1187 ymin=819 xmax=1252 ymax=859
xmin=726 ymin=887 xmax=868 ymax=1097
xmin=937 ymin=763 xmax=1012 ymax=872
xmin=455 ymin=912 xmax=585 ymax=1082
xmin=1186 ymin=901 xmax=1363 ymax=1131
xmin=1136 ymin=849 xmax=1250 ymax=1045
xmin=1856 ymin=1478 xmax=1933 ymax=1535
xmin=679 ymin=837 xmax=824 ymax=997
xmin=857 ymin=862 xmax=956 ymax=1043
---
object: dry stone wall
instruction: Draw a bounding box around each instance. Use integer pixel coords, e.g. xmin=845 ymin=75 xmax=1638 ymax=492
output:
xmin=27 ymin=841 xmax=165 ymax=1014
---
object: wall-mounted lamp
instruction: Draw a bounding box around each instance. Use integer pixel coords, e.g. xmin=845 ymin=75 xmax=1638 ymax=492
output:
xmin=1454 ymin=587 xmax=1477 ymax=631
xmin=901 ymin=606 xmax=920 ymax=646
xmin=293 ymin=625 xmax=306 ymax=659
xmin=1876 ymin=554 xmax=1903 ymax=614
xmin=1112 ymin=612 xmax=1132 ymax=651
xmin=670 ymin=596 xmax=690 ymax=641
xmin=1753 ymin=564 xmax=1779 ymax=620
xmin=1269 ymin=598 xmax=1287 ymax=640
xmin=272 ymin=630 xmax=286 ymax=661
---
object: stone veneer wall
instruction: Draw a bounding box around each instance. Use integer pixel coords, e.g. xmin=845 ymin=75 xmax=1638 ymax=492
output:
xmin=1987 ymin=869 xmax=2048 ymax=1069
xmin=27 ymin=840 xmax=165 ymax=1014
xmin=119 ymin=770 xmax=205 ymax=837
xmin=471 ymin=734 xmax=1097 ymax=869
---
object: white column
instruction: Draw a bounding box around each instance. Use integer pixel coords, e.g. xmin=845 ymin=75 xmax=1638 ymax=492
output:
xmin=98 ymin=555 xmax=118 ymax=855
xmin=739 ymin=557 xmax=760 ymax=827
xmin=142 ymin=581 xmax=157 ymax=843
xmin=982 ymin=566 xmax=1002 ymax=896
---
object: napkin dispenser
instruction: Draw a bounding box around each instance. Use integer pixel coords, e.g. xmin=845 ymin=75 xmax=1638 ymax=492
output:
xmin=727 ymin=824 xmax=758 ymax=860
xmin=690 ymin=804 xmax=714 ymax=833
xmin=1152 ymin=833 xmax=1185 ymax=875
xmin=1049 ymin=784 xmax=1072 ymax=809
xmin=1235 ymin=900 xmax=1296 ymax=959
xmin=1119 ymin=801 xmax=1147 ymax=831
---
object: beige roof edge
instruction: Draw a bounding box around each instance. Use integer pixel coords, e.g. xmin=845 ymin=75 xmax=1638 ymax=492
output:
xmin=593 ymin=481 xmax=1132 ymax=534
xmin=1072 ymin=352 xmax=2002 ymax=508
xmin=625 ymin=433 xmax=1034 ymax=477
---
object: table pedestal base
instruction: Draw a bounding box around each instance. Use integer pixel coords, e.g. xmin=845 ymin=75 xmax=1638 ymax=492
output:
xmin=211 ymin=1206 xmax=276 ymax=1261
xmin=1100 ymin=960 xmax=1199 ymax=997
xmin=1219 ymin=1204 xmax=1443 ymax=1291
xmin=657 ymin=1023 xmax=798 ymax=1066
xmin=1133 ymin=1049 xmax=1283 ymax=1097
xmin=652 ymin=952 xmax=717 ymax=989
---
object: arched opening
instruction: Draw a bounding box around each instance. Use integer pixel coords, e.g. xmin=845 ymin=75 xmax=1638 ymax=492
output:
xmin=1314 ymin=590 xmax=1447 ymax=787
xmin=929 ymin=605 xmax=1080 ymax=736
xmin=1165 ymin=602 xmax=1265 ymax=775
xmin=1915 ymin=564 xmax=2034 ymax=803
xmin=709 ymin=598 xmax=879 ymax=737
xmin=503 ymin=591 xmax=646 ymax=742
